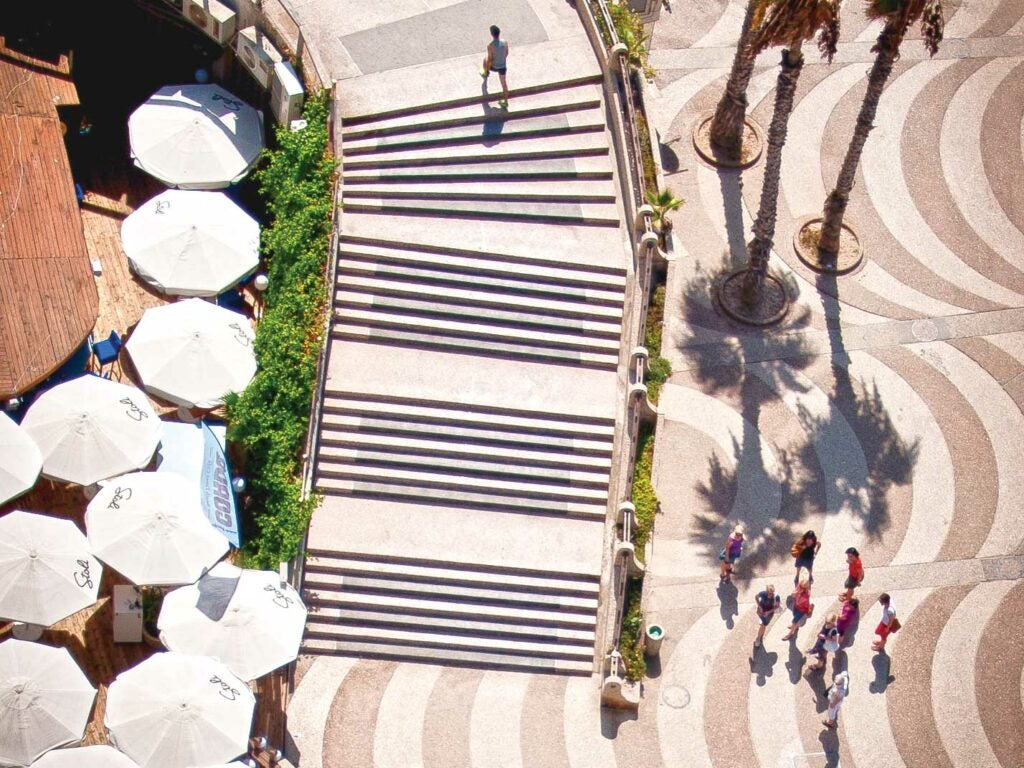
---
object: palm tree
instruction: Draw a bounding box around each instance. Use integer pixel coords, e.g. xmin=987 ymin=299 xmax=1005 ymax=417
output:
xmin=718 ymin=0 xmax=841 ymax=321
xmin=815 ymin=0 xmax=943 ymax=263
xmin=708 ymin=0 xmax=766 ymax=161
xmin=645 ymin=188 xmax=685 ymax=242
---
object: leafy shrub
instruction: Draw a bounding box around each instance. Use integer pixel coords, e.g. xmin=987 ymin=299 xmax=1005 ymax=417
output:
xmin=631 ymin=423 xmax=658 ymax=559
xmin=620 ymin=577 xmax=646 ymax=681
xmin=225 ymin=92 xmax=336 ymax=569
xmin=644 ymin=285 xmax=671 ymax=402
xmin=609 ymin=3 xmax=654 ymax=78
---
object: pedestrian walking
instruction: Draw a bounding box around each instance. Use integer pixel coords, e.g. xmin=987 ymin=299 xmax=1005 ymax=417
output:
xmin=790 ymin=530 xmax=821 ymax=585
xmin=805 ymin=612 xmax=840 ymax=671
xmin=753 ymin=583 xmax=780 ymax=648
xmin=837 ymin=597 xmax=859 ymax=644
xmin=480 ymin=25 xmax=510 ymax=108
xmin=839 ymin=547 xmax=864 ymax=602
xmin=822 ymin=670 xmax=849 ymax=729
xmin=781 ymin=577 xmax=813 ymax=641
xmin=718 ymin=523 xmax=745 ymax=582
xmin=872 ymin=592 xmax=900 ymax=652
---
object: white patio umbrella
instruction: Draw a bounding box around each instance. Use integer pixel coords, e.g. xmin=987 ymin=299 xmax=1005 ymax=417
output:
xmin=20 ymin=376 xmax=161 ymax=486
xmin=158 ymin=562 xmax=307 ymax=681
xmin=0 ymin=511 xmax=102 ymax=627
xmin=32 ymin=745 xmax=140 ymax=768
xmin=0 ymin=413 xmax=42 ymax=504
xmin=105 ymin=652 xmax=255 ymax=768
xmin=125 ymin=299 xmax=256 ymax=409
xmin=121 ymin=190 xmax=260 ymax=297
xmin=86 ymin=472 xmax=228 ymax=587
xmin=128 ymin=84 xmax=263 ymax=190
xmin=0 ymin=639 xmax=97 ymax=767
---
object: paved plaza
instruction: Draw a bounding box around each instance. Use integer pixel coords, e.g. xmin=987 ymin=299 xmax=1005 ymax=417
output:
xmin=286 ymin=0 xmax=1024 ymax=765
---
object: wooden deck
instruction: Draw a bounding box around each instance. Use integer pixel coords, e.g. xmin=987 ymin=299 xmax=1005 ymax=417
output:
xmin=0 ymin=40 xmax=99 ymax=399
xmin=0 ymin=28 xmax=289 ymax=767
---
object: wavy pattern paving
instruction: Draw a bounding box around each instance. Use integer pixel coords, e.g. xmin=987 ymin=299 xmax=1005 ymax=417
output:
xmin=284 ymin=0 xmax=1024 ymax=764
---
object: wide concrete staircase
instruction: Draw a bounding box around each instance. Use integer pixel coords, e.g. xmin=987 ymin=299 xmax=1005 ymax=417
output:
xmin=302 ymin=39 xmax=629 ymax=675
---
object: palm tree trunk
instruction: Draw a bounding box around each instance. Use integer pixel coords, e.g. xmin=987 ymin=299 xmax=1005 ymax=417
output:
xmin=743 ymin=44 xmax=804 ymax=303
xmin=709 ymin=0 xmax=760 ymax=158
xmin=818 ymin=32 xmax=898 ymax=259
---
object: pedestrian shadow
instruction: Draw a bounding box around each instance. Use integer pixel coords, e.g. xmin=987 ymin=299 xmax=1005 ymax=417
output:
xmin=748 ymin=647 xmax=778 ymax=686
xmin=818 ymin=729 xmax=841 ymax=768
xmin=717 ymin=578 xmax=738 ymax=628
xmin=869 ymin=651 xmax=895 ymax=693
xmin=479 ymin=80 xmax=507 ymax=147
xmin=784 ymin=636 xmax=805 ymax=684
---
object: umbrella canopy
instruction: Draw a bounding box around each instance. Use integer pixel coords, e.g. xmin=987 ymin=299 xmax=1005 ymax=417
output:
xmin=86 ymin=472 xmax=228 ymax=587
xmin=32 ymin=745 xmax=140 ymax=768
xmin=125 ymin=299 xmax=256 ymax=409
xmin=20 ymin=376 xmax=161 ymax=486
xmin=0 ymin=639 xmax=96 ymax=766
xmin=158 ymin=562 xmax=307 ymax=681
xmin=128 ymin=84 xmax=263 ymax=190
xmin=105 ymin=652 xmax=254 ymax=768
xmin=121 ymin=190 xmax=260 ymax=297
xmin=0 ymin=511 xmax=102 ymax=626
xmin=0 ymin=413 xmax=42 ymax=505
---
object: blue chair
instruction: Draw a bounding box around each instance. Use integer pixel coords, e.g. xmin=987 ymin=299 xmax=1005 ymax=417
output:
xmin=216 ymin=288 xmax=248 ymax=313
xmin=92 ymin=331 xmax=122 ymax=377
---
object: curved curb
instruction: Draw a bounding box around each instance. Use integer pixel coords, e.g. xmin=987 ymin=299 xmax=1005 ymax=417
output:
xmin=692 ymin=111 xmax=764 ymax=170
xmin=792 ymin=215 xmax=864 ymax=275
xmin=715 ymin=269 xmax=790 ymax=326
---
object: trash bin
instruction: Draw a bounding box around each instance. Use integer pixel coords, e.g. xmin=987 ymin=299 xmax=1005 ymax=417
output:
xmin=644 ymin=624 xmax=664 ymax=656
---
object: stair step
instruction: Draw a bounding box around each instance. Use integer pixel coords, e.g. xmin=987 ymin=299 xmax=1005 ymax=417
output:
xmin=342 ymin=154 xmax=614 ymax=182
xmin=314 ymin=430 xmax=613 ymax=470
xmin=313 ymin=476 xmax=609 ymax=518
xmin=341 ymin=198 xmax=619 ymax=227
xmin=299 ymin=637 xmax=594 ymax=675
xmin=342 ymin=74 xmax=604 ymax=126
xmin=316 ymin=444 xmax=610 ymax=487
xmin=331 ymin=307 xmax=621 ymax=353
xmin=303 ymin=552 xmax=601 ymax=595
xmin=318 ymin=415 xmax=613 ymax=456
xmin=330 ymin=323 xmax=620 ymax=368
xmin=302 ymin=622 xmax=594 ymax=659
xmin=305 ymin=606 xmax=596 ymax=643
xmin=342 ymin=184 xmax=616 ymax=204
xmin=319 ymin=395 xmax=614 ymax=437
xmin=340 ymin=211 xmax=630 ymax=273
xmin=341 ymin=139 xmax=609 ymax=171
xmin=341 ymin=83 xmax=603 ymax=138
xmin=334 ymin=290 xmax=622 ymax=337
xmin=336 ymin=239 xmax=626 ymax=288
xmin=334 ymin=273 xmax=623 ymax=319
xmin=343 ymin=115 xmax=606 ymax=156
xmin=304 ymin=571 xmax=599 ymax=611
xmin=313 ymin=462 xmax=608 ymax=502
xmin=342 ymin=179 xmax=617 ymax=205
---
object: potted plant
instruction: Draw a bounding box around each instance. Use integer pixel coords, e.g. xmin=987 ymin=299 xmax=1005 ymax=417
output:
xmin=644 ymin=188 xmax=685 ymax=248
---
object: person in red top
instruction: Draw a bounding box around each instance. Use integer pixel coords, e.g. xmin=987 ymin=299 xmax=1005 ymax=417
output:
xmin=839 ymin=547 xmax=864 ymax=602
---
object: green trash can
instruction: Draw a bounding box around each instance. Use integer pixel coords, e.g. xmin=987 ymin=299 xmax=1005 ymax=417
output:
xmin=645 ymin=623 xmax=664 ymax=656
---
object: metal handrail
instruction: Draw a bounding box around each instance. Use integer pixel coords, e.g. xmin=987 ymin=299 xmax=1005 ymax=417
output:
xmin=576 ymin=0 xmax=660 ymax=677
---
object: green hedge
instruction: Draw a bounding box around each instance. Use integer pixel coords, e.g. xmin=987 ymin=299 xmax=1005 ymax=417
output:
xmin=632 ymin=423 xmax=657 ymax=559
xmin=225 ymin=93 xmax=336 ymax=569
xmin=644 ymin=285 xmax=671 ymax=403
xmin=620 ymin=577 xmax=646 ymax=681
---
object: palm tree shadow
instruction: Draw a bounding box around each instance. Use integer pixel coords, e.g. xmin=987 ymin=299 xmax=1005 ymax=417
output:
xmin=673 ymin=257 xmax=919 ymax=578
xmin=679 ymin=257 xmax=815 ymax=581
